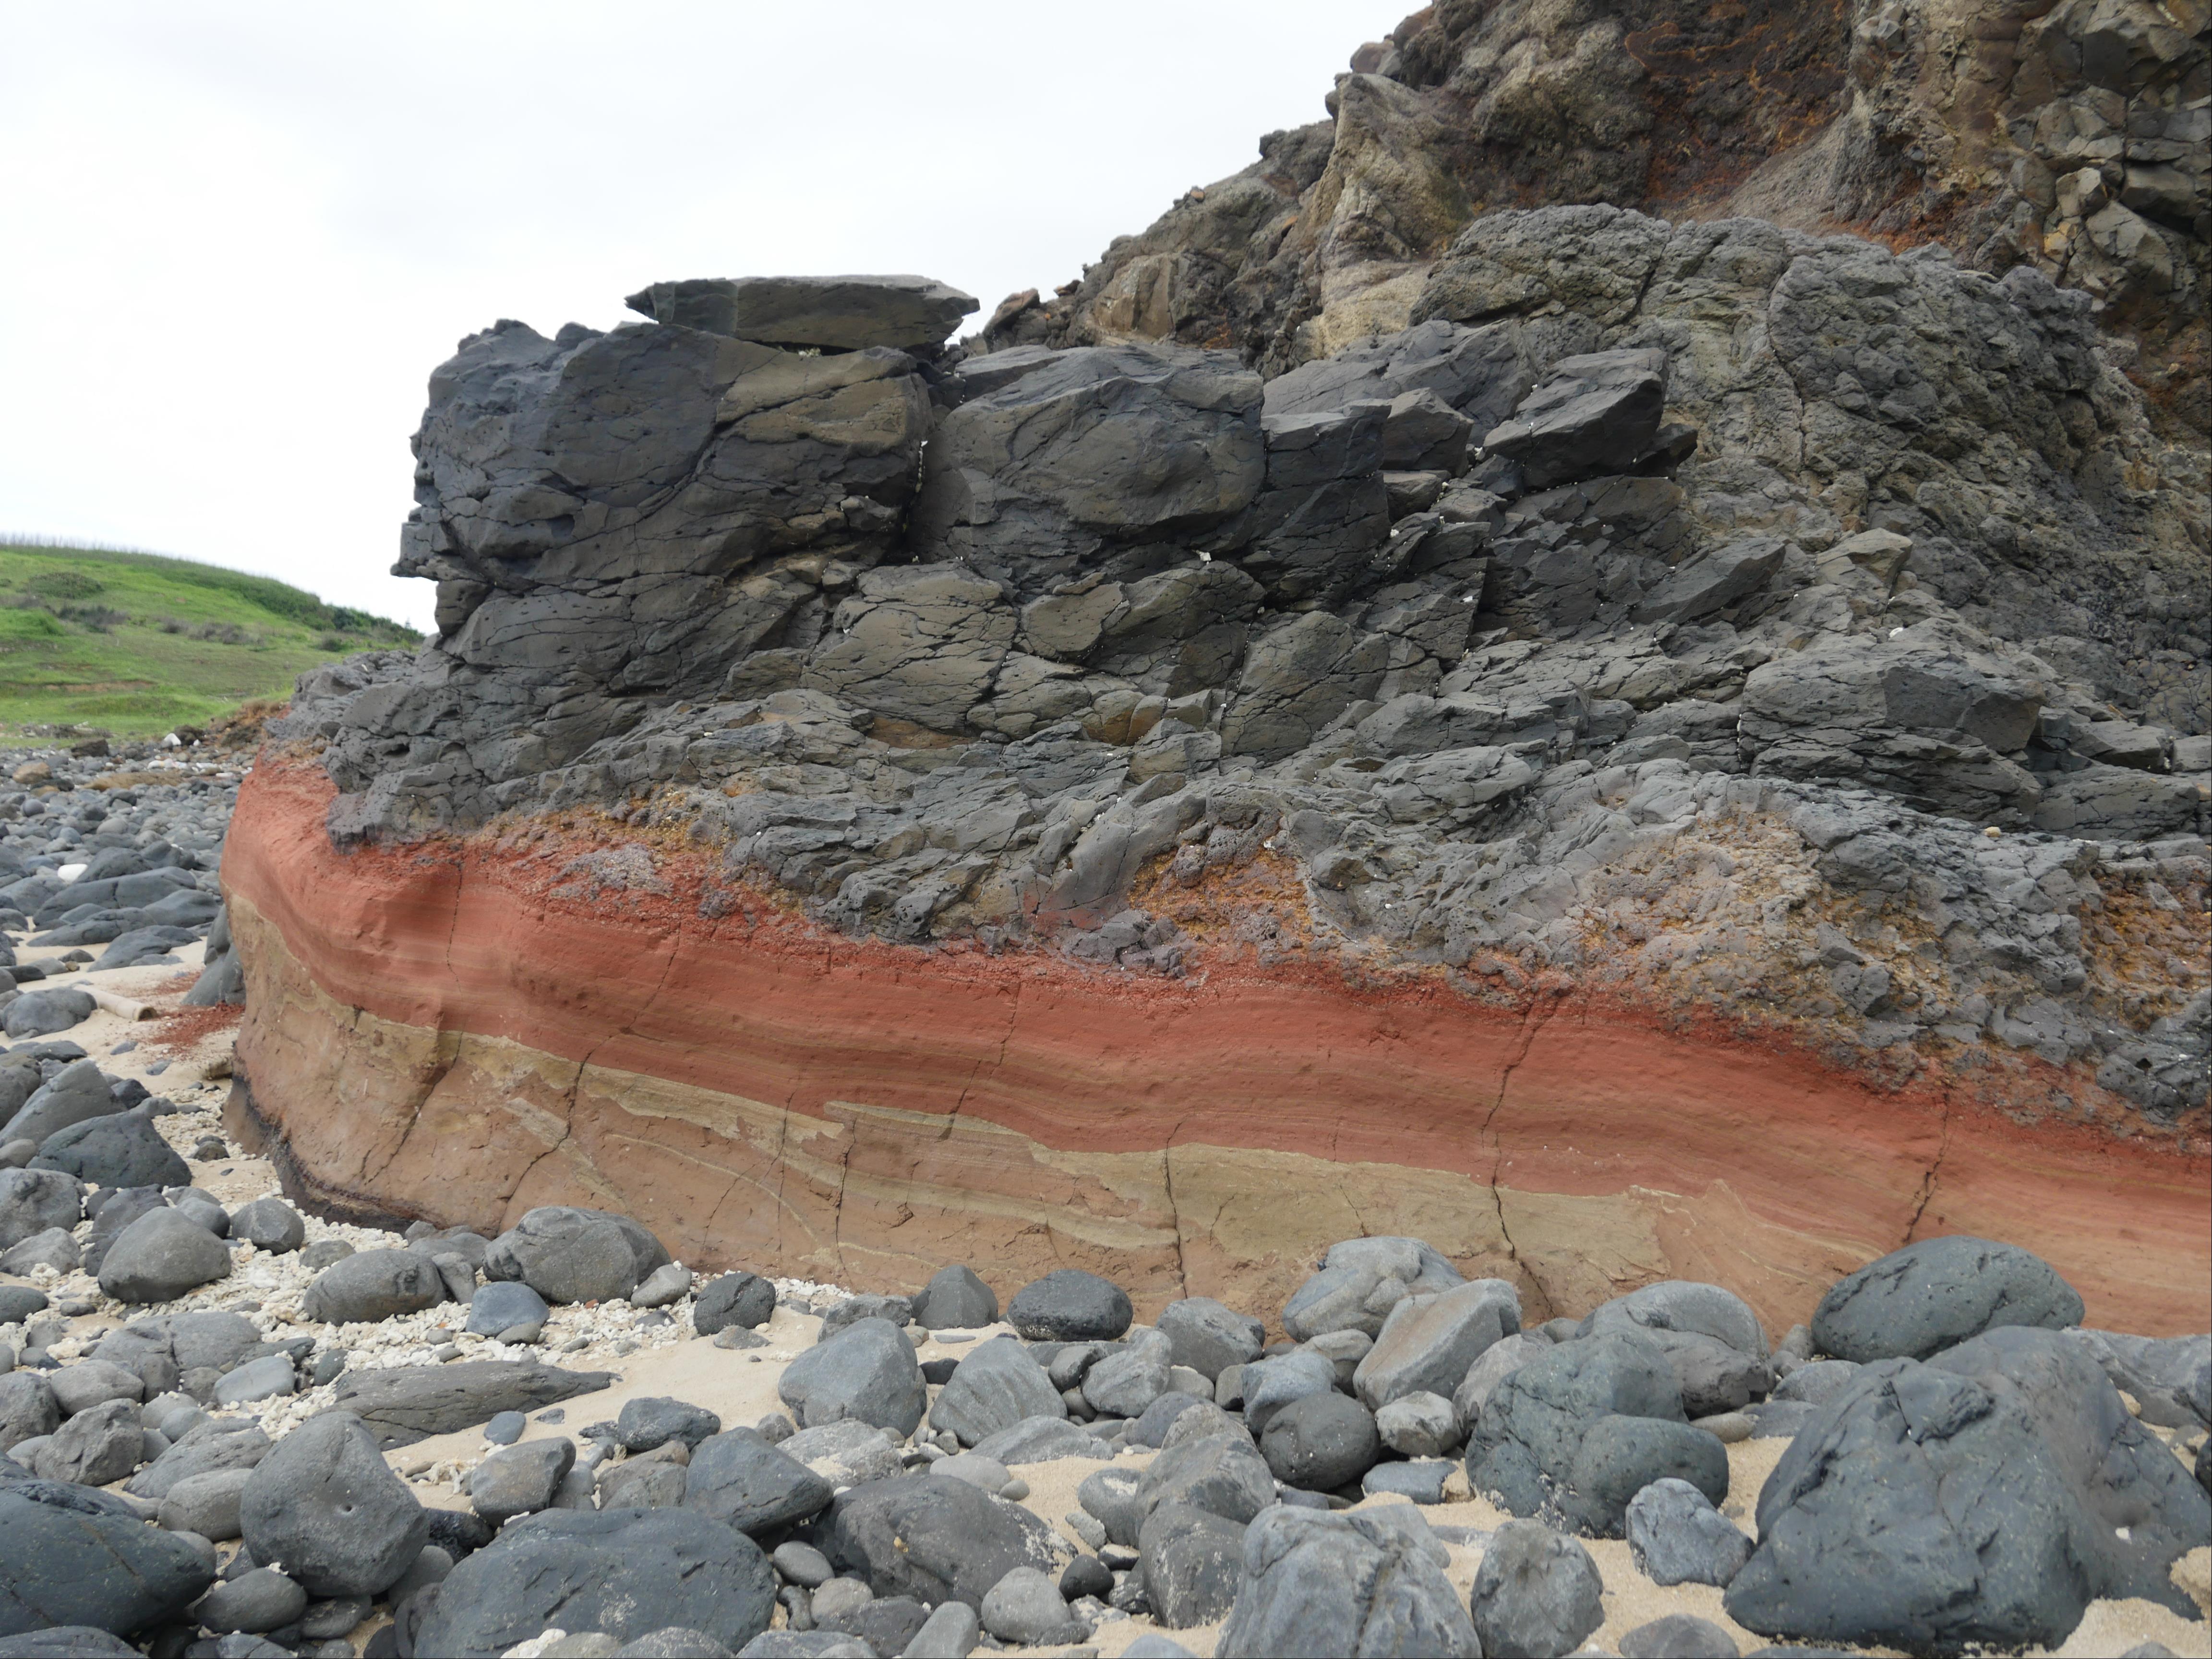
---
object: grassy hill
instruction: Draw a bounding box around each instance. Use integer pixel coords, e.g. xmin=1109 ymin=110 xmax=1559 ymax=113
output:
xmin=0 ymin=541 xmax=420 ymax=740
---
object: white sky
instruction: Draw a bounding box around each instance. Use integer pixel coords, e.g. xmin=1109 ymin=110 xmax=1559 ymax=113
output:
xmin=0 ymin=3 xmax=1391 ymax=631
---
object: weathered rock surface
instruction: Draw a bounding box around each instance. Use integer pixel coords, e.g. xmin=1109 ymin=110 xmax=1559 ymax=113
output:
xmin=812 ymin=1473 xmax=1062 ymax=1607
xmin=1001 ymin=0 xmax=2209 ymax=443
xmin=237 ymin=1412 xmax=429 ymax=1598
xmin=330 ymin=1362 xmax=614 ymax=1449
xmin=1811 ymin=1234 xmax=2087 ymax=1361
xmin=217 ymin=0 xmax=2207 ymax=1373
xmin=0 ymin=1479 xmax=214 ymax=1638
xmin=1216 ymin=1504 xmax=1479 ymax=1657
xmin=415 ymin=1507 xmax=778 ymax=1659
xmin=1725 ymin=1326 xmax=2212 ymax=1649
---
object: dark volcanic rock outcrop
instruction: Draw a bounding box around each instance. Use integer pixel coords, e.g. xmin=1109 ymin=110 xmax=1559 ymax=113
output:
xmin=229 ymin=70 xmax=2207 ymax=1343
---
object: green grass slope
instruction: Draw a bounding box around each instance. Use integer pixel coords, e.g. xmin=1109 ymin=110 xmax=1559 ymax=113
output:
xmin=0 ymin=541 xmax=419 ymax=739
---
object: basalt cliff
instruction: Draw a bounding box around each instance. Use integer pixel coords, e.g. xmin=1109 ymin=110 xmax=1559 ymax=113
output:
xmin=224 ymin=4 xmax=2210 ymax=1343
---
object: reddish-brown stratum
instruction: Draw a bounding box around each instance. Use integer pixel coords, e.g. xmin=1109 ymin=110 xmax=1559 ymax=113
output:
xmin=223 ymin=755 xmax=2211 ymax=1336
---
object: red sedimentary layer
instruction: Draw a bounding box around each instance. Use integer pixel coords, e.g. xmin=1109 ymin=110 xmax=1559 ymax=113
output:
xmin=224 ymin=753 xmax=2212 ymax=1336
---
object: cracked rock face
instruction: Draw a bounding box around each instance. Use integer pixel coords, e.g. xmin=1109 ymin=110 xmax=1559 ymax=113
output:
xmin=989 ymin=0 xmax=2209 ymax=442
xmin=229 ymin=39 xmax=2206 ymax=1348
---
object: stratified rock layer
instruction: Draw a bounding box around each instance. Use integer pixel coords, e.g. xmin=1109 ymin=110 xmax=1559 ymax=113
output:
xmin=223 ymin=755 xmax=2209 ymax=1337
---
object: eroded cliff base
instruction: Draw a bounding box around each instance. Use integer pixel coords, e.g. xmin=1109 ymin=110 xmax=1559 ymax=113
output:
xmin=225 ymin=753 xmax=2209 ymax=1340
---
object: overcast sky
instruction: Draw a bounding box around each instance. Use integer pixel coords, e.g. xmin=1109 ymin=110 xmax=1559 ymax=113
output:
xmin=0 ymin=4 xmax=1389 ymax=631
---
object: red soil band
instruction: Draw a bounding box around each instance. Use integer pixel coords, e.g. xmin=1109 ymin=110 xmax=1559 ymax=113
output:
xmin=223 ymin=753 xmax=2212 ymax=1335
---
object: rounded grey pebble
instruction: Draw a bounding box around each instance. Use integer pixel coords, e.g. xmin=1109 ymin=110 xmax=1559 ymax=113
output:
xmin=299 ymin=1596 xmax=373 ymax=1640
xmin=771 ymin=1541 xmax=833 ymax=1588
xmin=195 ymin=1566 xmax=308 ymax=1635
xmin=483 ymin=1410 xmax=527 ymax=1445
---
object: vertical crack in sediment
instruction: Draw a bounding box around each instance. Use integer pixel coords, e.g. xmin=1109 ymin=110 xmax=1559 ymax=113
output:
xmin=1480 ymin=991 xmax=1564 ymax=1276
xmin=442 ymin=854 xmax=467 ymax=977
xmin=359 ymin=1032 xmax=461 ymax=1189
xmin=1902 ymin=1084 xmax=1954 ymax=1244
xmin=1161 ymin=1118 xmax=1192 ymax=1303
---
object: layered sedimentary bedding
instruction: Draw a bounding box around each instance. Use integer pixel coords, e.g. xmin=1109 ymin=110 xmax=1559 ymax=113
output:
xmin=228 ymin=754 xmax=2209 ymax=1340
xmin=226 ymin=13 xmax=2210 ymax=1345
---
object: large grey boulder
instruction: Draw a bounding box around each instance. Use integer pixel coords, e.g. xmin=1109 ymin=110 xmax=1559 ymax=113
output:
xmin=155 ymin=1467 xmax=253 ymax=1542
xmin=160 ymin=1310 xmax=261 ymax=1376
xmin=1082 ymin=1328 xmax=1173 ymax=1418
xmin=812 ymin=1472 xmax=1061 ymax=1607
xmin=28 ymin=1112 xmax=187 ymax=1190
xmin=95 ymin=1207 xmax=229 ymax=1304
xmin=125 ymin=1421 xmax=269 ymax=1501
xmin=1633 ymin=536 xmax=1788 ymax=625
xmin=1480 ymin=348 xmax=1669 ymax=488
xmin=913 ymin=342 xmax=1265 ymax=603
xmin=2033 ymin=762 xmax=2207 ymax=840
xmin=416 ymin=1507 xmax=777 ymax=1658
xmin=468 ymin=1438 xmax=575 ymax=1525
xmin=2 ymin=990 xmax=96 ymax=1041
xmin=682 ymin=1430 xmax=833 ymax=1534
xmin=330 ymin=1362 xmax=614 ymax=1450
xmin=0 ymin=1479 xmax=214 ymax=1637
xmin=971 ymin=1415 xmax=1106 ymax=1466
xmin=977 ymin=1564 xmax=1068 ymax=1645
xmin=1259 ymin=1392 xmax=1381 ymax=1492
xmin=2064 ymin=1329 xmax=2211 ymax=1430
xmin=193 ymin=1565 xmax=306 ymax=1637
xmin=300 ymin=1249 xmax=445 ymax=1324
xmin=48 ymin=1361 xmax=143 ymax=1418
xmin=1562 ymin=1414 xmax=1728 ymax=1537
xmin=1133 ymin=1430 xmax=1277 ymax=1529
xmin=484 ymin=1206 xmax=670 ymax=1306
xmin=29 ymin=1399 xmax=142 ymax=1487
xmin=0 ymin=1226 xmax=76 ymax=1276
xmin=0 ymin=1062 xmax=118 ymax=1151
xmin=910 ymin=1265 xmax=998 ymax=1331
xmin=927 ymin=1335 xmax=1062 ymax=1446
xmin=0 ymin=1376 xmax=59 ymax=1453
xmin=1353 ymin=1277 xmax=1520 ymax=1410
xmin=1725 ymin=1328 xmax=2211 ymax=1650
xmin=1006 ymin=1270 xmax=1132 ymax=1342
xmin=464 ymin=1279 xmax=550 ymax=1337
xmin=1468 ymin=1520 xmax=1606 ymax=1659
xmin=777 ymin=1318 xmax=926 ymax=1436
xmin=779 ymin=1420 xmax=905 ymax=1487
xmin=238 ymin=1412 xmax=428 ymax=1597
xmin=1155 ymin=1298 xmax=1265 ymax=1381
xmin=1139 ymin=1503 xmax=1247 ymax=1630
xmin=1239 ymin=1349 xmax=1337 ymax=1438
xmin=1578 ymin=1282 xmax=1771 ymax=1418
xmin=1465 ymin=1329 xmax=1685 ymax=1522
xmin=1624 ymin=1477 xmax=1751 ymax=1588
xmin=1215 ymin=1503 xmax=1479 ymax=1658
xmin=0 ymin=1168 xmax=81 ymax=1251
xmin=1375 ymin=1391 xmax=1460 ymax=1458
xmin=1280 ymin=1237 xmax=1465 ymax=1342
xmin=618 ymin=1397 xmax=721 ymax=1454
xmin=1453 ymin=1330 xmax=1553 ymax=1427
xmin=76 ymin=1191 xmax=163 ymax=1277
xmin=691 ymin=1272 xmax=777 ymax=1335
xmin=227 ymin=1198 xmax=305 ymax=1254
xmin=625 ymin=274 xmax=978 ymax=351
xmin=1811 ymin=1235 xmax=2085 ymax=1363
